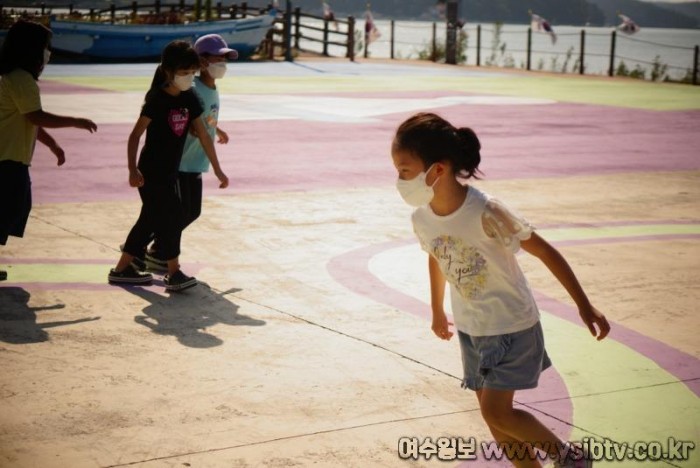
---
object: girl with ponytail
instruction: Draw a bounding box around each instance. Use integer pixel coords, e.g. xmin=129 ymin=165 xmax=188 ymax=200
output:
xmin=391 ymin=112 xmax=609 ymax=468
xmin=108 ymin=40 xmax=228 ymax=292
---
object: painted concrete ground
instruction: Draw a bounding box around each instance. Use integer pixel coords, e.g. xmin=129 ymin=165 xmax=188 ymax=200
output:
xmin=1 ymin=59 xmax=699 ymax=468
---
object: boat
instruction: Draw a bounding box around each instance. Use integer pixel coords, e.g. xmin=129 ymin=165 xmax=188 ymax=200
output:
xmin=49 ymin=14 xmax=275 ymax=61
xmin=0 ymin=5 xmax=276 ymax=61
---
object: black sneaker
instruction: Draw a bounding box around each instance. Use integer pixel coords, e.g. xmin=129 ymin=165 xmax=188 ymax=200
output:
xmin=120 ymin=244 xmax=147 ymax=271
xmin=108 ymin=264 xmax=153 ymax=285
xmin=0 ymin=270 xmax=6 ymax=281
xmin=164 ymin=270 xmax=197 ymax=292
xmin=144 ymin=251 xmax=168 ymax=273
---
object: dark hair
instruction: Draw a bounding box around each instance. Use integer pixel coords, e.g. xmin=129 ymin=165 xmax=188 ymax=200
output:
xmin=148 ymin=40 xmax=200 ymax=90
xmin=0 ymin=19 xmax=52 ymax=80
xmin=393 ymin=112 xmax=482 ymax=180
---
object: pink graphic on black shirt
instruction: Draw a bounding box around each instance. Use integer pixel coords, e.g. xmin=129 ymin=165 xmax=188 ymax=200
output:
xmin=168 ymin=108 xmax=190 ymax=136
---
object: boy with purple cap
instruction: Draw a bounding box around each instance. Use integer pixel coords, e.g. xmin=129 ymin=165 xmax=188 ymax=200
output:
xmin=145 ymin=34 xmax=237 ymax=271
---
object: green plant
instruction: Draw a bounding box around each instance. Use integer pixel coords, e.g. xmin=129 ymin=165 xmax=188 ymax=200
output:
xmin=485 ymin=22 xmax=504 ymax=66
xmin=616 ymin=60 xmax=646 ymax=80
xmin=549 ymin=55 xmax=559 ymax=71
xmin=650 ymin=55 xmax=668 ymax=82
xmin=416 ymin=28 xmax=468 ymax=64
xmin=561 ymin=47 xmax=574 ymax=73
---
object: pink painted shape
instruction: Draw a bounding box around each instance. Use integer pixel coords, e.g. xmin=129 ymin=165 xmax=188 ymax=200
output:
xmin=38 ymin=79 xmax=116 ymax=94
xmin=26 ymin=93 xmax=700 ymax=204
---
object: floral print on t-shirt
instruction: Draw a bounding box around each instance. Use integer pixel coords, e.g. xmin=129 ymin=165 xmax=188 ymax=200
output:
xmin=429 ymin=235 xmax=488 ymax=300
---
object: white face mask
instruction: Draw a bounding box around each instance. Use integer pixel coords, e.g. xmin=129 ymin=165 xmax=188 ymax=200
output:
xmin=206 ymin=62 xmax=227 ymax=79
xmin=173 ymin=72 xmax=195 ymax=91
xmin=396 ymin=163 xmax=439 ymax=207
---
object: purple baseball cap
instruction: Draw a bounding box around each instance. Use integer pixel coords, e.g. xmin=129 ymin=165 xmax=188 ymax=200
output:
xmin=194 ymin=34 xmax=239 ymax=59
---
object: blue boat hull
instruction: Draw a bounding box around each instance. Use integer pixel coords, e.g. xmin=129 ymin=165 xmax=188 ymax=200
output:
xmin=45 ymin=15 xmax=274 ymax=61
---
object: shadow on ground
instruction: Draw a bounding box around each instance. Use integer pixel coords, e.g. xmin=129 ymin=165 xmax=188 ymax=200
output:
xmin=126 ymin=283 xmax=266 ymax=348
xmin=0 ymin=287 xmax=101 ymax=344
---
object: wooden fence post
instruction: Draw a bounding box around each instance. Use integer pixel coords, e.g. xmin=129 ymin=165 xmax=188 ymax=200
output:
xmin=526 ymin=27 xmax=532 ymax=71
xmin=609 ymin=30 xmax=617 ymax=77
xmin=347 ymin=16 xmax=355 ymax=61
xmin=476 ymin=24 xmax=481 ymax=66
xmin=293 ymin=7 xmax=301 ymax=50
xmin=579 ymin=29 xmax=585 ymax=75
xmin=390 ymin=20 xmax=395 ymax=60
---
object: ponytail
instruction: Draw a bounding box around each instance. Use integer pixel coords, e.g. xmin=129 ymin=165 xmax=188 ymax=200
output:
xmin=454 ymin=127 xmax=481 ymax=179
xmin=393 ymin=112 xmax=482 ymax=180
xmin=149 ymin=64 xmax=168 ymax=90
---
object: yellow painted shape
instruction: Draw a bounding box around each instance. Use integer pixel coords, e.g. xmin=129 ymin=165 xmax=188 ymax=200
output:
xmin=50 ymin=72 xmax=700 ymax=111
xmin=540 ymin=313 xmax=700 ymax=466
xmin=1 ymin=264 xmax=110 ymax=283
xmin=537 ymin=224 xmax=700 ymax=243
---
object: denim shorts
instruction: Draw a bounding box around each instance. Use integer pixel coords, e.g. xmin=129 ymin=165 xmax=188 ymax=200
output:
xmin=457 ymin=321 xmax=551 ymax=391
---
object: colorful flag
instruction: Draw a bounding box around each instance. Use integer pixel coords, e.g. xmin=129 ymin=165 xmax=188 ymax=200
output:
xmin=617 ymin=13 xmax=641 ymax=35
xmin=322 ymin=1 xmax=339 ymax=30
xmin=364 ymin=6 xmax=381 ymax=45
xmin=530 ymin=12 xmax=557 ymax=45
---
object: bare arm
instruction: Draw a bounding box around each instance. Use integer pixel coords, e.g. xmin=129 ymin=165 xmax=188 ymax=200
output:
xmin=36 ymin=128 xmax=65 ymax=166
xmin=191 ymin=117 xmax=228 ymax=188
xmin=127 ymin=116 xmax=150 ymax=187
xmin=26 ymin=109 xmax=97 ymax=133
xmin=520 ymin=232 xmax=610 ymax=340
xmin=429 ymin=254 xmax=453 ymax=340
xmin=215 ymin=126 xmax=229 ymax=144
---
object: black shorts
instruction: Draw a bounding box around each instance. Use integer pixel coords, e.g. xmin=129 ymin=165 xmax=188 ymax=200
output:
xmin=0 ymin=160 xmax=32 ymax=246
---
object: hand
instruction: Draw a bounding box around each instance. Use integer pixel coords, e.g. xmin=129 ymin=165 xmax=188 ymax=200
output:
xmin=76 ymin=118 xmax=98 ymax=133
xmin=431 ymin=310 xmax=454 ymax=341
xmin=50 ymin=145 xmax=65 ymax=166
xmin=129 ymin=169 xmax=144 ymax=187
xmin=216 ymin=128 xmax=229 ymax=144
xmin=215 ymin=169 xmax=229 ymax=189
xmin=579 ymin=304 xmax=610 ymax=341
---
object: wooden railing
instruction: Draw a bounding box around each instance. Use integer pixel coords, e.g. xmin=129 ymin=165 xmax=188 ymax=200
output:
xmin=260 ymin=6 xmax=355 ymax=61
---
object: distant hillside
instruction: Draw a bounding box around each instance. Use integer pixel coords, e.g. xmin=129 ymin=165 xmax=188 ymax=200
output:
xmin=650 ymin=1 xmax=700 ymax=23
xmin=587 ymin=0 xmax=698 ymax=28
xmin=289 ymin=0 xmax=606 ymax=25
xmin=7 ymin=0 xmax=699 ymax=28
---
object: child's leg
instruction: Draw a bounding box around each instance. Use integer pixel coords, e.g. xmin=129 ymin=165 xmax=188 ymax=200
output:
xmin=476 ymin=389 xmax=541 ymax=468
xmin=0 ymin=161 xmax=32 ymax=281
xmin=115 ymin=252 xmax=135 ymax=271
xmin=479 ymin=388 xmax=564 ymax=465
xmin=166 ymin=258 xmax=179 ymax=276
xmin=117 ymin=185 xmax=160 ymax=271
xmin=178 ymin=171 xmax=202 ymax=231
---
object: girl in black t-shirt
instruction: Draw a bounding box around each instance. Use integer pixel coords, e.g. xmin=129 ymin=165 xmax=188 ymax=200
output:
xmin=108 ymin=41 xmax=228 ymax=291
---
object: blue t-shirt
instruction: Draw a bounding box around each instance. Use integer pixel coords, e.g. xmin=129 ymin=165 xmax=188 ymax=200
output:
xmin=180 ymin=76 xmax=220 ymax=173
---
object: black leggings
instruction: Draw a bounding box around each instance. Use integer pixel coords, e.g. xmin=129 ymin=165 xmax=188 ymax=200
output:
xmin=178 ymin=172 xmax=203 ymax=230
xmin=0 ymin=160 xmax=31 ymax=246
xmin=149 ymin=172 xmax=202 ymax=256
xmin=123 ymin=179 xmax=183 ymax=261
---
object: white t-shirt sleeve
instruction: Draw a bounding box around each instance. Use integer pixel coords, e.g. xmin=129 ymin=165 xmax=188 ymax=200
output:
xmin=481 ymin=198 xmax=534 ymax=253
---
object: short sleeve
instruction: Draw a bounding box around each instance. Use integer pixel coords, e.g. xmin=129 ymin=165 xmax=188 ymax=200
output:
xmin=188 ymin=90 xmax=203 ymax=120
xmin=411 ymin=211 xmax=431 ymax=253
xmin=7 ymin=70 xmax=41 ymax=114
xmin=140 ymin=90 xmax=158 ymax=119
xmin=481 ymin=198 xmax=534 ymax=253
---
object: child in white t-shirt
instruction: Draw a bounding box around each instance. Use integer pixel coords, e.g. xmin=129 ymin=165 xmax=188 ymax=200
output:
xmin=391 ymin=112 xmax=610 ymax=468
